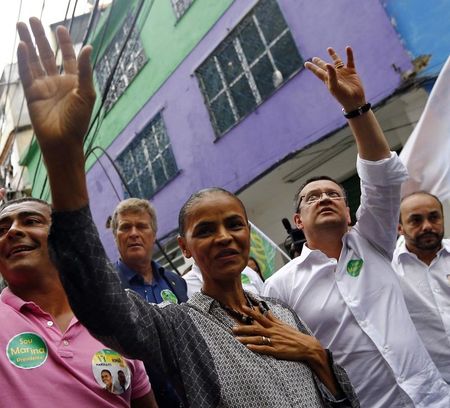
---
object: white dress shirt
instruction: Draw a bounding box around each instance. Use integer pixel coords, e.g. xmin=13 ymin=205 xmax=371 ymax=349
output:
xmin=264 ymin=153 xmax=450 ymax=407
xmin=392 ymin=238 xmax=450 ymax=383
xmin=183 ymin=263 xmax=263 ymax=298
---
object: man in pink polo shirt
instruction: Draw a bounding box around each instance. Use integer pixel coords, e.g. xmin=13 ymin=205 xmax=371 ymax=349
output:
xmin=0 ymin=196 xmax=157 ymax=407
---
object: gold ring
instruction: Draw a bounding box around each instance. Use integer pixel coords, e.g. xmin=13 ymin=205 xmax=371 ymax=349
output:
xmin=334 ymin=61 xmax=344 ymax=69
xmin=262 ymin=336 xmax=271 ymax=345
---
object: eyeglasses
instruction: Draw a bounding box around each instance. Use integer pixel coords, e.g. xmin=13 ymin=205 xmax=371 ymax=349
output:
xmin=299 ymin=191 xmax=345 ymax=207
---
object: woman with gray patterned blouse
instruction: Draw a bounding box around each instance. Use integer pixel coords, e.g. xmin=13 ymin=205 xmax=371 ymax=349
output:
xmin=17 ymin=18 xmax=359 ymax=407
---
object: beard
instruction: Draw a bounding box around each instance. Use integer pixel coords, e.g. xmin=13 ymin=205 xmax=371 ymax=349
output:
xmin=412 ymin=231 xmax=444 ymax=251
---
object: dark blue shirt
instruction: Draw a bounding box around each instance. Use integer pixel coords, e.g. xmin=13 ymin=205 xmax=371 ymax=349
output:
xmin=115 ymin=259 xmax=188 ymax=407
xmin=115 ymin=259 xmax=188 ymax=304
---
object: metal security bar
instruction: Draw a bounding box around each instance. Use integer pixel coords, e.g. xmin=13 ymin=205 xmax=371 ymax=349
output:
xmin=95 ymin=13 xmax=148 ymax=112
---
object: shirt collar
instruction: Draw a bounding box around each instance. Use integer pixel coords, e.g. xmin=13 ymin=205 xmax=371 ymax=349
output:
xmin=1 ymin=287 xmax=32 ymax=312
xmin=188 ymin=290 xmax=265 ymax=315
xmin=294 ymin=242 xmax=334 ymax=266
xmin=1 ymin=287 xmax=79 ymax=324
xmin=116 ymin=259 xmax=163 ymax=284
xmin=394 ymin=239 xmax=410 ymax=262
xmin=394 ymin=238 xmax=450 ymax=263
xmin=298 ymin=244 xmax=313 ymax=264
xmin=441 ymin=239 xmax=450 ymax=253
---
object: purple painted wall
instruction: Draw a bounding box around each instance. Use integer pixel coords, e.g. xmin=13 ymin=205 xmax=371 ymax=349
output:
xmin=87 ymin=0 xmax=412 ymax=259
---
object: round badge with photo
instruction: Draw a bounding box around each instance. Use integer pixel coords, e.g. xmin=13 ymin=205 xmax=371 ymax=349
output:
xmin=92 ymin=349 xmax=131 ymax=395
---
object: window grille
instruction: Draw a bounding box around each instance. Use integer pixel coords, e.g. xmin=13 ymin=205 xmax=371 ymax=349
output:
xmin=95 ymin=13 xmax=148 ymax=112
xmin=116 ymin=113 xmax=178 ymax=199
xmin=171 ymin=0 xmax=195 ymax=20
xmin=153 ymin=233 xmax=193 ymax=275
xmin=196 ymin=0 xmax=303 ymax=136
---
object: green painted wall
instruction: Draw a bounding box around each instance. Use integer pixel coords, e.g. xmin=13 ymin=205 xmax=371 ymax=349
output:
xmin=23 ymin=0 xmax=234 ymax=198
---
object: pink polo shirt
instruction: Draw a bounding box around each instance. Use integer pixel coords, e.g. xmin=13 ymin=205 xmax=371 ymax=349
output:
xmin=0 ymin=288 xmax=151 ymax=407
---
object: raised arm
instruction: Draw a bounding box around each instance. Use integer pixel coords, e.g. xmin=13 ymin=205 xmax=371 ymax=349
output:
xmin=16 ymin=17 xmax=94 ymax=210
xmin=305 ymin=47 xmax=390 ymax=161
xmin=16 ymin=20 xmax=192 ymax=388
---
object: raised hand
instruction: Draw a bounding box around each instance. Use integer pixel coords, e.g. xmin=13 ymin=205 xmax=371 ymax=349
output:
xmin=16 ymin=17 xmax=96 ymax=210
xmin=306 ymin=46 xmax=390 ymax=161
xmin=16 ymin=17 xmax=96 ymax=154
xmin=305 ymin=47 xmax=366 ymax=113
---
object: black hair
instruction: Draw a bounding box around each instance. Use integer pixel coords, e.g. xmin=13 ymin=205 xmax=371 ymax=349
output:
xmin=0 ymin=197 xmax=51 ymax=213
xmin=178 ymin=187 xmax=248 ymax=237
xmin=248 ymin=256 xmax=265 ymax=281
xmin=399 ymin=191 xmax=443 ymax=224
xmin=293 ymin=175 xmax=348 ymax=212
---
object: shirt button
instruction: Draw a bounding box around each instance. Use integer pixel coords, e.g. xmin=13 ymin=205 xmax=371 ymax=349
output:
xmin=383 ymin=345 xmax=390 ymax=353
xmin=398 ymin=375 xmax=405 ymax=383
xmin=47 ymin=321 xmax=54 ymax=327
xmin=360 ymin=320 xmax=367 ymax=328
xmin=63 ymin=340 xmax=69 ymax=346
xmin=434 ymin=288 xmax=440 ymax=293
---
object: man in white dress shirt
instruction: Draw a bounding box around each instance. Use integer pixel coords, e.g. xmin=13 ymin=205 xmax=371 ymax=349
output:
xmin=264 ymin=48 xmax=450 ymax=407
xmin=393 ymin=191 xmax=450 ymax=383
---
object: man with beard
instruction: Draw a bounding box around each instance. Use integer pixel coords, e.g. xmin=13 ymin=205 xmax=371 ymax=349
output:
xmin=392 ymin=191 xmax=450 ymax=383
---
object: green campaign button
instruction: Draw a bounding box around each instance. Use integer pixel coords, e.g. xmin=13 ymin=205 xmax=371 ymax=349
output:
xmin=7 ymin=332 xmax=48 ymax=369
xmin=347 ymin=259 xmax=364 ymax=277
xmin=241 ymin=274 xmax=251 ymax=284
xmin=161 ymin=289 xmax=178 ymax=304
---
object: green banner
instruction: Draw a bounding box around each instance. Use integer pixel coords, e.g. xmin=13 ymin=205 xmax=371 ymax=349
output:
xmin=249 ymin=222 xmax=283 ymax=279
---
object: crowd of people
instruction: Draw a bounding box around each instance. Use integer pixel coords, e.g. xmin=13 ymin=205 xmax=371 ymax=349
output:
xmin=0 ymin=17 xmax=448 ymax=407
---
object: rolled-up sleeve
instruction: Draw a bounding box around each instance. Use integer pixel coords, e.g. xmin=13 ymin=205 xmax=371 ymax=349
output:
xmin=354 ymin=152 xmax=408 ymax=258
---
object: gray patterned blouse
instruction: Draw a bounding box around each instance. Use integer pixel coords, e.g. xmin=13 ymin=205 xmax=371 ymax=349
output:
xmin=49 ymin=206 xmax=359 ymax=408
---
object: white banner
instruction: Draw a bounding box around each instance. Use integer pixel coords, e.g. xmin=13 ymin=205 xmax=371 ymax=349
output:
xmin=400 ymin=55 xmax=450 ymax=200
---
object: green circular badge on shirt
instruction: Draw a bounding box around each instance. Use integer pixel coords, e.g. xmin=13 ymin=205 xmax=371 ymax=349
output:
xmin=161 ymin=289 xmax=178 ymax=304
xmin=241 ymin=274 xmax=251 ymax=284
xmin=347 ymin=259 xmax=364 ymax=277
xmin=6 ymin=332 xmax=48 ymax=369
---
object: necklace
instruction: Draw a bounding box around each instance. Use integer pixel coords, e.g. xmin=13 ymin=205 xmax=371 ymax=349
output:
xmin=218 ymin=292 xmax=270 ymax=325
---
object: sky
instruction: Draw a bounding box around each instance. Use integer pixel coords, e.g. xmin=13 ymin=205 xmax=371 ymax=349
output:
xmin=0 ymin=0 xmax=93 ymax=75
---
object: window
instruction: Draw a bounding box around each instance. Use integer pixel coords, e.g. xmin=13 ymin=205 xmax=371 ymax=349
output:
xmin=95 ymin=13 xmax=148 ymax=112
xmin=196 ymin=0 xmax=303 ymax=136
xmin=116 ymin=113 xmax=178 ymax=199
xmin=171 ymin=0 xmax=195 ymax=20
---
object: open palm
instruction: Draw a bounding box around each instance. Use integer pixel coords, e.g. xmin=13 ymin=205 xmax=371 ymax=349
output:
xmin=17 ymin=18 xmax=95 ymax=151
xmin=305 ymin=47 xmax=366 ymax=112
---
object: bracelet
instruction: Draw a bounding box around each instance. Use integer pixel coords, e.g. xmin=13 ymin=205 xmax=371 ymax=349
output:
xmin=342 ymin=102 xmax=371 ymax=119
